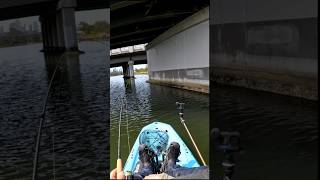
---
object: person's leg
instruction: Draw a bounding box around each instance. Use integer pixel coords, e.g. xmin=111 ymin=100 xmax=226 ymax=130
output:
xmin=161 ymin=142 xmax=181 ymax=172
xmin=163 ymin=142 xmax=209 ymax=178
xmin=134 ymin=144 xmax=156 ymax=178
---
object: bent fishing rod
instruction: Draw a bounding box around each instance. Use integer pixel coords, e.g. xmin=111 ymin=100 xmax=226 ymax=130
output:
xmin=176 ymin=102 xmax=207 ymax=166
xmin=32 ymin=53 xmax=66 ymax=180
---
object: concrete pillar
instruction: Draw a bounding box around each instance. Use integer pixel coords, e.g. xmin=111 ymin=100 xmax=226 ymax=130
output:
xmin=40 ymin=14 xmax=61 ymax=52
xmin=39 ymin=0 xmax=78 ymax=52
xmin=39 ymin=16 xmax=48 ymax=50
xmin=122 ymin=61 xmax=135 ymax=79
xmin=56 ymin=12 xmax=65 ymax=51
xmin=122 ymin=64 xmax=129 ymax=78
xmin=50 ymin=15 xmax=58 ymax=51
xmin=56 ymin=0 xmax=78 ymax=51
xmin=40 ymin=15 xmax=53 ymax=52
xmin=122 ymin=61 xmax=134 ymax=79
xmin=46 ymin=17 xmax=54 ymax=51
xmin=127 ymin=60 xmax=135 ymax=78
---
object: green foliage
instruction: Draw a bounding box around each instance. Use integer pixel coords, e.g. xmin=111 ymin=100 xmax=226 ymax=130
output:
xmin=79 ymin=21 xmax=109 ymax=34
xmin=135 ymin=66 xmax=148 ymax=74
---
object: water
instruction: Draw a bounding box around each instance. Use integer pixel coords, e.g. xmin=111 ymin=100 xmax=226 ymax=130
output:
xmin=211 ymin=84 xmax=318 ymax=180
xmin=110 ymin=75 xmax=209 ymax=169
xmin=0 ymin=42 xmax=109 ymax=179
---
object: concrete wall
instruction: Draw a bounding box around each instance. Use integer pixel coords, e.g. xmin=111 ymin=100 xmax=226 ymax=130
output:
xmin=210 ymin=0 xmax=318 ymax=100
xmin=147 ymin=7 xmax=209 ymax=93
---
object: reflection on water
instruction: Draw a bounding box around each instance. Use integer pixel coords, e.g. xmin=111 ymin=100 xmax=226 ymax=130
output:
xmin=211 ymin=84 xmax=318 ymax=180
xmin=110 ymin=75 xmax=209 ymax=169
xmin=0 ymin=42 xmax=109 ymax=179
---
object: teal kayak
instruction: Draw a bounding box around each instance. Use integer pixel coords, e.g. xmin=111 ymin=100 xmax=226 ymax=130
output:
xmin=123 ymin=121 xmax=200 ymax=173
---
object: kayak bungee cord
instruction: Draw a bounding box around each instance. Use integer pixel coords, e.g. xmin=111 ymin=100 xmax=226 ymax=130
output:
xmin=32 ymin=53 xmax=66 ymax=180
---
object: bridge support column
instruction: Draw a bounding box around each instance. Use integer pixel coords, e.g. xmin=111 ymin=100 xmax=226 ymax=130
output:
xmin=40 ymin=14 xmax=62 ymax=52
xmin=40 ymin=16 xmax=49 ymax=51
xmin=122 ymin=61 xmax=135 ymax=79
xmin=56 ymin=7 xmax=78 ymax=51
xmin=40 ymin=0 xmax=78 ymax=53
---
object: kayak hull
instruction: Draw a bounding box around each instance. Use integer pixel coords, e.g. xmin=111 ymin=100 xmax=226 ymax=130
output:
xmin=124 ymin=122 xmax=200 ymax=173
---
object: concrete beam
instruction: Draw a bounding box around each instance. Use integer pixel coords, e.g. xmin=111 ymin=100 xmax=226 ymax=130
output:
xmin=111 ymin=54 xmax=147 ymax=65
xmin=110 ymin=26 xmax=170 ymax=40
xmin=111 ymin=0 xmax=146 ymax=11
xmin=111 ymin=11 xmax=192 ymax=29
xmin=111 ymin=36 xmax=157 ymax=49
xmin=57 ymin=0 xmax=77 ymax=10
xmin=146 ymin=7 xmax=209 ymax=50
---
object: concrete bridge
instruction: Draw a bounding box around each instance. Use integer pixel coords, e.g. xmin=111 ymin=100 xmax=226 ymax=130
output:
xmin=110 ymin=0 xmax=210 ymax=92
xmin=110 ymin=51 xmax=147 ymax=78
xmin=0 ymin=0 xmax=108 ymax=52
xmin=111 ymin=0 xmax=317 ymax=99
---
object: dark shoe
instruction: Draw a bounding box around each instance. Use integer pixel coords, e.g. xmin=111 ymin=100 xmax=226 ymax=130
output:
xmin=167 ymin=142 xmax=181 ymax=163
xmin=138 ymin=144 xmax=156 ymax=177
xmin=161 ymin=142 xmax=181 ymax=172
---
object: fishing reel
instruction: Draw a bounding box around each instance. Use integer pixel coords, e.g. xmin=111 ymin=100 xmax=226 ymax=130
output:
xmin=211 ymin=128 xmax=241 ymax=180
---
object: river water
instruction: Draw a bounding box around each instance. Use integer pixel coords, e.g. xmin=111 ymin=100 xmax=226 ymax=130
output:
xmin=211 ymin=84 xmax=318 ymax=180
xmin=109 ymin=75 xmax=210 ymax=169
xmin=0 ymin=42 xmax=109 ymax=179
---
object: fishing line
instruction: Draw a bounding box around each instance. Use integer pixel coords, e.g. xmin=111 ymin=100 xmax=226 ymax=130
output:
xmin=32 ymin=53 xmax=66 ymax=180
xmin=117 ymin=97 xmax=124 ymax=159
xmin=125 ymin=96 xmax=131 ymax=154
xmin=51 ymin=57 xmax=64 ymax=180
xmin=115 ymin=77 xmax=134 ymax=159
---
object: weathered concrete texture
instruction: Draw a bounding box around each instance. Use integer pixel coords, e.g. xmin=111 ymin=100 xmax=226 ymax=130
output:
xmin=39 ymin=0 xmax=79 ymax=52
xmin=149 ymin=68 xmax=209 ymax=93
xmin=147 ymin=7 xmax=209 ymax=93
xmin=122 ymin=61 xmax=135 ymax=79
xmin=210 ymin=0 xmax=318 ymax=100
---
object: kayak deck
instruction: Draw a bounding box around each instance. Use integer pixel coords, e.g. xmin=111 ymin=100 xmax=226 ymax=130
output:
xmin=124 ymin=121 xmax=200 ymax=173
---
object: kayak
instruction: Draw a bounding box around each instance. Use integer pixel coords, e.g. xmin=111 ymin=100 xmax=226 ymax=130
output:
xmin=123 ymin=121 xmax=200 ymax=173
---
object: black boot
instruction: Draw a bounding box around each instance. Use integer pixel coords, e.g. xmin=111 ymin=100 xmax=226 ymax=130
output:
xmin=162 ymin=142 xmax=208 ymax=178
xmin=162 ymin=142 xmax=181 ymax=173
xmin=137 ymin=144 xmax=156 ymax=177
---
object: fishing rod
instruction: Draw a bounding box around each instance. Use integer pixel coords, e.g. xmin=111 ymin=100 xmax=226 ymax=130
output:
xmin=176 ymin=102 xmax=207 ymax=166
xmin=116 ymin=96 xmax=125 ymax=175
xmin=32 ymin=53 xmax=66 ymax=180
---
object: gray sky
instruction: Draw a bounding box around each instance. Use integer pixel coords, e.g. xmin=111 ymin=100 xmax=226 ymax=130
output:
xmin=0 ymin=8 xmax=109 ymax=32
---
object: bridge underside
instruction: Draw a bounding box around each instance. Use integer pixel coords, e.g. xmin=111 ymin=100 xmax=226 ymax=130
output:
xmin=0 ymin=0 xmax=109 ymax=21
xmin=110 ymin=0 xmax=209 ymax=49
xmin=110 ymin=0 xmax=209 ymax=91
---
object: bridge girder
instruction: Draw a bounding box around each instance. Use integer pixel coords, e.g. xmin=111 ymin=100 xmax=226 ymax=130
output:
xmin=110 ymin=0 xmax=209 ymax=49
